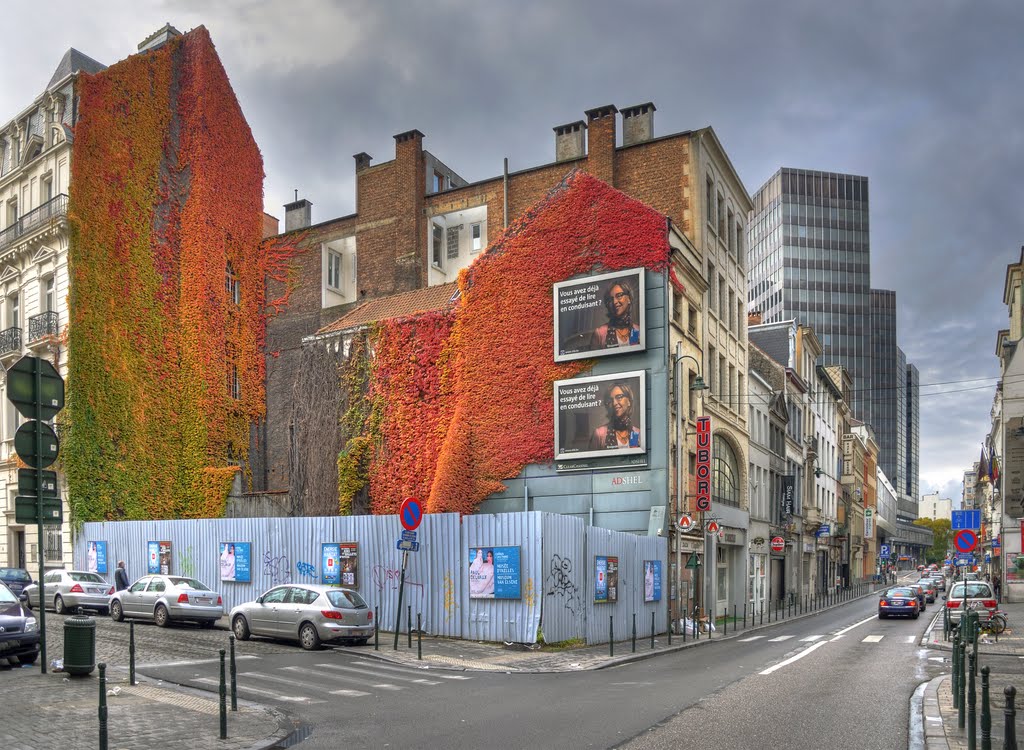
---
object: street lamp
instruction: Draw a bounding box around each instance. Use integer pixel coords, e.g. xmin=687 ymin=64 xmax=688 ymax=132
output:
xmin=674 ymin=343 xmax=709 ymax=631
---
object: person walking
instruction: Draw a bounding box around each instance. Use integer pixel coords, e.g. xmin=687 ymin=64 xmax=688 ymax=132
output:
xmin=994 ymin=574 xmax=1002 ymax=603
xmin=114 ymin=560 xmax=129 ymax=591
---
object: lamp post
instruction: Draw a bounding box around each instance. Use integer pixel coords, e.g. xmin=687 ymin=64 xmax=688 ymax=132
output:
xmin=674 ymin=343 xmax=708 ymax=631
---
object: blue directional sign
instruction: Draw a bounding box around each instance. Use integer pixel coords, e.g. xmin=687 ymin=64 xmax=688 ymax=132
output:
xmin=879 ymin=544 xmax=891 ymax=558
xmin=952 ymin=510 xmax=981 ymax=530
xmin=401 ymin=529 xmax=418 ymax=543
xmin=396 ymin=539 xmax=420 ymax=552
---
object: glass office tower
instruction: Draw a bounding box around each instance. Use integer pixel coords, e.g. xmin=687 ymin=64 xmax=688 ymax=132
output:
xmin=870 ymin=290 xmax=901 ymax=491
xmin=906 ymin=362 xmax=920 ymax=502
xmin=748 ymin=168 xmax=872 ymax=420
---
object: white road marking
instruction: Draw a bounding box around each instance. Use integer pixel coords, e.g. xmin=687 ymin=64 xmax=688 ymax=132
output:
xmin=738 ymin=636 xmax=765 ymax=642
xmin=768 ymin=635 xmax=794 ymax=642
xmin=800 ymin=635 xmax=825 ymax=642
xmin=194 ymin=677 xmax=318 ymax=703
xmin=330 ymin=688 xmax=370 ymax=697
xmin=241 ymin=671 xmax=329 ymax=691
xmin=833 ymin=615 xmax=878 ymax=636
xmin=314 ymin=662 xmax=441 ymax=685
xmin=759 ymin=640 xmax=829 ymax=675
xmin=138 ymin=655 xmax=260 ymax=669
xmin=906 ymin=635 xmax=917 ymax=643
xmin=370 ymin=683 xmax=404 ymax=691
xmin=351 ymin=660 xmax=473 ymax=679
xmin=862 ymin=635 xmax=884 ymax=643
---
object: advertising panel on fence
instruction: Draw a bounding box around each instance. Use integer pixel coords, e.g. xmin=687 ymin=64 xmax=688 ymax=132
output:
xmin=643 ymin=559 xmax=661 ymax=602
xmin=322 ymin=543 xmax=341 ymax=585
xmin=554 ymin=371 xmax=646 ymax=461
xmin=469 ymin=546 xmax=521 ymax=599
xmin=219 ymin=542 xmax=251 ymax=583
xmin=553 ymin=268 xmax=646 ymax=362
xmin=87 ymin=541 xmax=107 ymax=574
xmin=340 ymin=542 xmax=358 ymax=587
xmin=595 ymin=555 xmax=619 ymax=603
xmin=148 ymin=541 xmax=171 ymax=574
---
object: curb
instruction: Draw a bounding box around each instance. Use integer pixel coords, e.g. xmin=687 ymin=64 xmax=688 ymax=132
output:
xmin=914 ymin=674 xmax=949 ymax=750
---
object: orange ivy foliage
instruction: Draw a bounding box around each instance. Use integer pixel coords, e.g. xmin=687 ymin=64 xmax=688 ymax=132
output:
xmin=65 ymin=28 xmax=290 ymax=522
xmin=363 ymin=171 xmax=671 ymax=514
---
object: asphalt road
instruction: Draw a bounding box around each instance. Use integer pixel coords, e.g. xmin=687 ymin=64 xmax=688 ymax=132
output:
xmin=133 ymin=594 xmax=946 ymax=749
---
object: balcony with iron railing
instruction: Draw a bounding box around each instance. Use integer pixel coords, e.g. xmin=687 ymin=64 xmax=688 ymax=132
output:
xmin=0 ymin=194 xmax=68 ymax=254
xmin=0 ymin=326 xmax=22 ymax=359
xmin=28 ymin=311 xmax=59 ymax=346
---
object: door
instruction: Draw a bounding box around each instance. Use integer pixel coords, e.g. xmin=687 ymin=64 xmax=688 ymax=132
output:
xmin=278 ymin=587 xmax=312 ymax=638
xmin=122 ymin=578 xmax=151 ymax=616
xmin=142 ymin=578 xmax=166 ymax=617
xmin=251 ymin=586 xmax=287 ymax=636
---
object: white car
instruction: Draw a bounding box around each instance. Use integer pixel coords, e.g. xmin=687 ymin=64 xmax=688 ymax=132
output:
xmin=230 ymin=584 xmax=374 ymax=650
xmin=24 ymin=570 xmax=113 ymax=615
xmin=109 ymin=575 xmax=223 ymax=627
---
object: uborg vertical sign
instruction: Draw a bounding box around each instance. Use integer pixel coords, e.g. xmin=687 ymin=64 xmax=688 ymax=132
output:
xmin=694 ymin=416 xmax=712 ymax=512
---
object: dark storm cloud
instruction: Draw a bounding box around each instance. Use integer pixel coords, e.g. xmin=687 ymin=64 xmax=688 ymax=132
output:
xmin=6 ymin=0 xmax=1022 ymax=494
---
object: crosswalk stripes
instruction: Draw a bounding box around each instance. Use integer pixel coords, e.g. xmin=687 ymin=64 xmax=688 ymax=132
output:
xmin=799 ymin=635 xmax=825 ymax=642
xmin=738 ymin=636 xmax=765 ymax=642
xmin=861 ymin=635 xmax=884 ymax=643
xmin=768 ymin=635 xmax=794 ymax=642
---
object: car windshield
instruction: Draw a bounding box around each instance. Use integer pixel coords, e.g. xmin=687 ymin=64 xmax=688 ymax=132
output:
xmin=950 ymin=583 xmax=992 ymax=599
xmin=169 ymin=577 xmax=210 ymax=591
xmin=70 ymin=572 xmax=106 ymax=583
xmin=885 ymin=588 xmax=915 ymax=597
xmin=916 ymin=579 xmax=934 ymax=586
xmin=0 ymin=585 xmax=16 ymax=603
xmin=327 ymin=589 xmax=368 ymax=609
xmin=0 ymin=568 xmax=31 ymax=582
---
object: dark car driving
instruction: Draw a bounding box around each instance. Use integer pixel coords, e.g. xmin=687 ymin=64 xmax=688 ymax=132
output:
xmin=878 ymin=586 xmax=920 ymax=619
xmin=0 ymin=580 xmax=40 ymax=665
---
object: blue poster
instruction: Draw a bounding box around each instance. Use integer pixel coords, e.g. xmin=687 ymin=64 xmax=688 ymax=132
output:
xmin=87 ymin=541 xmax=107 ymax=574
xmin=147 ymin=541 xmax=160 ymax=574
xmin=468 ymin=546 xmax=521 ymax=599
xmin=220 ymin=542 xmax=251 ymax=583
xmin=644 ymin=560 xmax=661 ymax=603
xmin=595 ymin=556 xmax=608 ymax=602
xmin=322 ymin=543 xmax=341 ymax=585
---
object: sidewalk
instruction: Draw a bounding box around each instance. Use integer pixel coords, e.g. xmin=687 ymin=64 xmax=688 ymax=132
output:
xmin=917 ymin=599 xmax=1024 ymax=749
xmin=0 ymin=663 xmax=292 ymax=750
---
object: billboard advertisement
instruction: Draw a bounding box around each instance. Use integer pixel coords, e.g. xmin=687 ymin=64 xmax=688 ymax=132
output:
xmin=643 ymin=560 xmax=661 ymax=602
xmin=553 ymin=268 xmax=646 ymax=362
xmin=554 ymin=371 xmax=646 ymax=461
xmin=781 ymin=475 xmax=796 ymax=517
xmin=469 ymin=546 xmax=521 ymax=599
xmin=87 ymin=541 xmax=107 ymax=574
xmin=219 ymin=542 xmax=252 ymax=583
xmin=595 ymin=555 xmax=619 ymax=603
xmin=148 ymin=541 xmax=171 ymax=575
xmin=322 ymin=543 xmax=341 ymax=585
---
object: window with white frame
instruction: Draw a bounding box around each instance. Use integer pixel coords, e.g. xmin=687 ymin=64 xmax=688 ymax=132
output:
xmin=225 ymin=263 xmax=240 ymax=305
xmin=471 ymin=223 xmax=483 ymax=252
xmin=326 ymin=250 xmax=342 ymax=290
xmin=8 ymin=293 xmax=19 ymax=329
xmin=431 ymin=223 xmax=444 ymax=267
xmin=42 ymin=276 xmax=54 ymax=313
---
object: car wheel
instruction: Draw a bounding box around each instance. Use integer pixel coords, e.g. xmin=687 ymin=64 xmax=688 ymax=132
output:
xmin=299 ymin=622 xmax=321 ymax=651
xmin=353 ymin=638 xmax=369 ymax=647
xmin=913 ymin=610 xmax=920 ymax=620
xmin=232 ymin=615 xmax=251 ymax=641
xmin=53 ymin=595 xmax=66 ymax=615
xmin=200 ymin=620 xmax=216 ymax=629
xmin=110 ymin=601 xmax=124 ymax=622
xmin=878 ymin=612 xmax=886 ymax=619
xmin=17 ymin=652 xmax=39 ymax=666
xmin=154 ymin=604 xmax=170 ymax=628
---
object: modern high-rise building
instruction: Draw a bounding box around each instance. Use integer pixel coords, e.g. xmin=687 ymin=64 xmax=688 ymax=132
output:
xmin=747 ymin=168 xmax=873 ymax=421
xmin=906 ymin=362 xmax=920 ymax=503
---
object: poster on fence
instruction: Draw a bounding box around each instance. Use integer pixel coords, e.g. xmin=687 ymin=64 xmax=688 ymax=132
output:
xmin=469 ymin=546 xmax=521 ymax=599
xmin=643 ymin=560 xmax=661 ymax=602
xmin=87 ymin=541 xmax=107 ymax=574
xmin=148 ymin=541 xmax=172 ymax=575
xmin=595 ymin=555 xmax=619 ymax=603
xmin=340 ymin=542 xmax=358 ymax=588
xmin=322 ymin=543 xmax=341 ymax=585
xmin=219 ymin=542 xmax=251 ymax=583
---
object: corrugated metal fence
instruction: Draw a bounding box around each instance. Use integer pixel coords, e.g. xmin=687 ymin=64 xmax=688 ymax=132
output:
xmin=77 ymin=511 xmax=665 ymax=645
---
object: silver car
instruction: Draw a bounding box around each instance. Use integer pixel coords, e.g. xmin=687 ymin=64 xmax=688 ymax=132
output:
xmin=230 ymin=584 xmax=374 ymax=650
xmin=109 ymin=575 xmax=223 ymax=627
xmin=24 ymin=570 xmax=113 ymax=615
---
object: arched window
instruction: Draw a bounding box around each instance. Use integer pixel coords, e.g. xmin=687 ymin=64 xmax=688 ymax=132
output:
xmin=712 ymin=435 xmax=740 ymax=507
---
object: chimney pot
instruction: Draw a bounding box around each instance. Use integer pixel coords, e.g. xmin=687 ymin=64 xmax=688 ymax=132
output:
xmin=554 ymin=120 xmax=587 ymax=162
xmin=621 ymin=102 xmax=656 ymax=146
xmin=353 ymin=152 xmax=372 ymax=171
xmin=284 ymin=198 xmax=312 ymax=232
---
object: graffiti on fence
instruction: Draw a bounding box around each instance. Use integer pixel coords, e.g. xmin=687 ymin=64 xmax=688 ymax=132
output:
xmin=179 ymin=545 xmax=196 ymax=578
xmin=295 ymin=561 xmax=316 ymax=579
xmin=545 ymin=553 xmax=582 ymax=616
xmin=443 ymin=572 xmax=458 ymax=621
xmin=263 ymin=551 xmax=292 ymax=585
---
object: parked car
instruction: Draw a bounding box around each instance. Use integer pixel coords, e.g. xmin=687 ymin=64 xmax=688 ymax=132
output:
xmin=109 ymin=575 xmax=223 ymax=627
xmin=23 ymin=570 xmax=113 ymax=615
xmin=230 ymin=584 xmax=374 ymax=650
xmin=915 ymin=578 xmax=937 ymax=603
xmin=945 ymin=581 xmax=998 ymax=626
xmin=905 ymin=583 xmax=927 ymax=611
xmin=878 ymin=586 xmax=920 ymax=619
xmin=0 ymin=580 xmax=39 ymax=665
xmin=0 ymin=568 xmax=33 ymax=597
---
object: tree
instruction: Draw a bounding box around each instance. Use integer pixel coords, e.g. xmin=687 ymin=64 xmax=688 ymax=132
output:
xmin=913 ymin=518 xmax=952 ymax=563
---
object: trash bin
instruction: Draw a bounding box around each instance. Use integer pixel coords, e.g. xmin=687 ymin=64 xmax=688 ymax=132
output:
xmin=64 ymin=614 xmax=96 ymax=676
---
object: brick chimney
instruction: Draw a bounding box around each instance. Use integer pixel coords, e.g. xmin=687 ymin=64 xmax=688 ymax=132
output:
xmin=621 ymin=102 xmax=655 ymax=146
xmin=393 ymin=129 xmax=426 ymax=288
xmin=283 ymin=195 xmax=312 ymax=232
xmin=554 ymin=121 xmax=587 ymax=162
xmin=585 ymin=105 xmax=617 ymax=184
xmin=353 ymin=152 xmax=372 ymax=172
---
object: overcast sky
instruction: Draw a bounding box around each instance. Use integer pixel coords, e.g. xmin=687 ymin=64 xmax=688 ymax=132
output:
xmin=6 ymin=1 xmax=1021 ymax=504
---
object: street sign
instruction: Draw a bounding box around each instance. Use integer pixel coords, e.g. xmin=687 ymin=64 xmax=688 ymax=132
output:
xmin=396 ymin=539 xmax=420 ymax=552
xmin=18 ymin=468 xmax=58 ymax=497
xmin=770 ymin=536 xmax=785 ymax=553
xmin=678 ymin=514 xmax=693 ymax=531
xmin=399 ymin=496 xmax=423 ymax=531
xmin=952 ymin=509 xmax=981 ymax=530
xmin=400 ymin=529 xmax=418 ymax=542
xmin=879 ymin=544 xmax=891 ymax=558
xmin=816 ymin=524 xmax=830 ymax=539
xmin=706 ymin=520 xmax=720 ymax=534
xmin=14 ymin=421 xmax=59 ymax=469
xmin=7 ymin=355 xmax=64 ymax=420
xmin=953 ymin=528 xmax=978 ymax=553
xmin=15 ymin=496 xmax=61 ymax=525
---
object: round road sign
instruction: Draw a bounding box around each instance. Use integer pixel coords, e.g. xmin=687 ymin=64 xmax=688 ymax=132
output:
xmin=706 ymin=520 xmax=720 ymax=534
xmin=678 ymin=514 xmax=694 ymax=531
xmin=770 ymin=536 xmax=786 ymax=553
xmin=953 ymin=528 xmax=978 ymax=554
xmin=400 ymin=496 xmax=423 ymax=531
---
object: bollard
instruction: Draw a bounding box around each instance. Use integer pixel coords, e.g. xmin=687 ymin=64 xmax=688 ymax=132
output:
xmin=668 ymin=612 xmax=672 ymax=646
xmin=968 ymin=652 xmax=977 ymax=749
xmin=631 ymin=613 xmax=637 ymax=653
xmin=733 ymin=605 xmax=737 ymax=633
xmin=229 ymin=634 xmax=237 ymax=711
xmin=610 ymin=616 xmax=614 ymax=657
xmin=417 ymin=613 xmax=422 ymax=661
xmin=1004 ymin=685 xmax=1017 ymax=750
xmin=743 ymin=603 xmax=747 ymax=630
xmin=981 ymin=666 xmax=991 ymax=750
xmin=408 ymin=605 xmax=412 ymax=649
xmin=651 ymin=612 xmax=655 ymax=649
xmin=98 ymin=662 xmax=108 ymax=750
xmin=760 ymin=601 xmax=763 ymax=626
xmin=683 ymin=609 xmax=687 ymax=642
xmin=129 ymin=621 xmax=136 ymax=687
xmin=219 ymin=649 xmax=227 ymax=740
xmin=953 ymin=632 xmax=960 ymax=698
xmin=959 ymin=639 xmax=967 ymax=729
xmin=374 ymin=606 xmax=379 ymax=651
